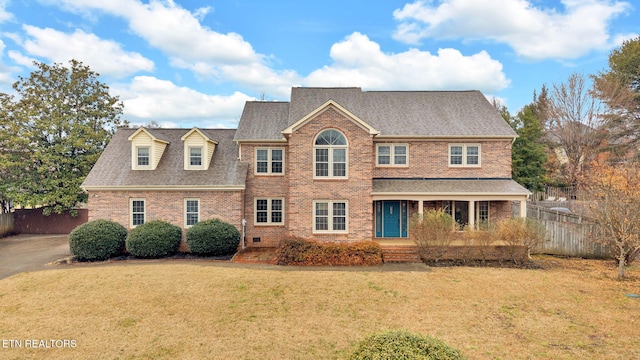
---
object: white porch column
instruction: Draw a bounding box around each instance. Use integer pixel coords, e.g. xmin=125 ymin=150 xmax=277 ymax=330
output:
xmin=468 ymin=200 xmax=475 ymax=228
xmin=418 ymin=200 xmax=424 ymax=220
xmin=519 ymin=198 xmax=527 ymax=218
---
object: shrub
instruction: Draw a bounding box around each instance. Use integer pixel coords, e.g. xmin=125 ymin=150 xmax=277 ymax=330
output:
xmin=125 ymin=220 xmax=182 ymax=258
xmin=186 ymin=218 xmax=240 ymax=256
xmin=276 ymin=238 xmax=383 ymax=266
xmin=69 ymin=219 xmax=128 ymax=261
xmin=462 ymin=223 xmax=496 ymax=263
xmin=410 ymin=210 xmax=459 ymax=261
xmin=349 ymin=330 xmax=466 ymax=360
xmin=495 ymin=217 xmax=546 ymax=261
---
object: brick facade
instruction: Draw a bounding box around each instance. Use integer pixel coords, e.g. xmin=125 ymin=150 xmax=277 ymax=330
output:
xmin=241 ymin=143 xmax=290 ymax=247
xmin=373 ymin=140 xmax=512 ymax=179
xmin=286 ymin=107 xmax=374 ymax=242
xmin=87 ymin=190 xmax=244 ymax=234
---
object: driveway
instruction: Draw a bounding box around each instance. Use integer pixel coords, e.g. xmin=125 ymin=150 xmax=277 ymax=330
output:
xmin=0 ymin=234 xmax=70 ymax=280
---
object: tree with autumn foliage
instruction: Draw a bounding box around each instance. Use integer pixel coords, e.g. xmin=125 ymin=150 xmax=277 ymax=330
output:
xmin=583 ymin=162 xmax=640 ymax=278
xmin=0 ymin=60 xmax=126 ymax=215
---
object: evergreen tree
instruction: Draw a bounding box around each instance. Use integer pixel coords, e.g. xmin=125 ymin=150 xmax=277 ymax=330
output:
xmin=0 ymin=60 xmax=126 ymax=214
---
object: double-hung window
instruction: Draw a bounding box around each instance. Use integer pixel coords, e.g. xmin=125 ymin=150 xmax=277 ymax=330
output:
xmin=137 ymin=147 xmax=150 ymax=167
xmin=189 ymin=147 xmax=202 ymax=167
xmin=449 ymin=144 xmax=481 ymax=167
xmin=185 ymin=199 xmax=199 ymax=227
xmin=131 ymin=199 xmax=146 ymax=227
xmin=313 ymin=200 xmax=348 ymax=233
xmin=314 ymin=129 xmax=347 ymax=178
xmin=376 ymin=144 xmax=408 ymax=166
xmin=255 ymin=198 xmax=284 ymax=225
xmin=255 ymin=148 xmax=284 ymax=175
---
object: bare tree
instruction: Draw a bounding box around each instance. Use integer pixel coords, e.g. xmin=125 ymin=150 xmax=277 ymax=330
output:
xmin=583 ymin=162 xmax=640 ymax=278
xmin=545 ymin=73 xmax=607 ymax=187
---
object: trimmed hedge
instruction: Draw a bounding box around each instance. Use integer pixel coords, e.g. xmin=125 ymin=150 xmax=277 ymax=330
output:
xmin=350 ymin=330 xmax=466 ymax=360
xmin=185 ymin=218 xmax=240 ymax=256
xmin=69 ymin=219 xmax=128 ymax=261
xmin=276 ymin=238 xmax=383 ymax=266
xmin=125 ymin=220 xmax=182 ymax=258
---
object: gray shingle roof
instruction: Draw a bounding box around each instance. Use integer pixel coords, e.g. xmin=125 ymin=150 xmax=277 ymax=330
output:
xmin=234 ymin=87 xmax=517 ymax=141
xmin=82 ymin=128 xmax=247 ymax=189
xmin=373 ymin=179 xmax=531 ymax=195
xmin=233 ymin=101 xmax=290 ymax=141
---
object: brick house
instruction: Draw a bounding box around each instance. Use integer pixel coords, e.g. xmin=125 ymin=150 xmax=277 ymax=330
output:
xmin=82 ymin=87 xmax=530 ymax=248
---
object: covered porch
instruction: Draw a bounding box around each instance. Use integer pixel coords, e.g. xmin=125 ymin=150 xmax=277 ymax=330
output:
xmin=372 ymin=179 xmax=531 ymax=239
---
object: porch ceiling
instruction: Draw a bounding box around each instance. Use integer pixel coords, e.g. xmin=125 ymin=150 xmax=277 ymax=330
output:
xmin=372 ymin=179 xmax=531 ymax=198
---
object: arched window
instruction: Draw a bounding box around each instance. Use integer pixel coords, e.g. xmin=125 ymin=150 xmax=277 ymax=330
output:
xmin=314 ymin=129 xmax=348 ymax=178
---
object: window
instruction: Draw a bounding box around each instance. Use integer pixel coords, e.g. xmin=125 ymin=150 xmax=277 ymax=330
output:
xmin=376 ymin=144 xmax=408 ymax=166
xmin=255 ymin=148 xmax=284 ymax=175
xmin=449 ymin=144 xmax=481 ymax=167
xmin=137 ymin=147 xmax=150 ymax=166
xmin=185 ymin=199 xmax=199 ymax=227
xmin=255 ymin=198 xmax=284 ymax=225
xmin=189 ymin=147 xmax=202 ymax=166
xmin=131 ymin=199 xmax=145 ymax=227
xmin=314 ymin=129 xmax=347 ymax=178
xmin=313 ymin=200 xmax=348 ymax=233
xmin=477 ymin=201 xmax=489 ymax=226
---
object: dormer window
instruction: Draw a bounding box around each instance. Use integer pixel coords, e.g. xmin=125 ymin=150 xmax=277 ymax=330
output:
xmin=128 ymin=128 xmax=169 ymax=170
xmin=189 ymin=147 xmax=202 ymax=166
xmin=137 ymin=147 xmax=150 ymax=166
xmin=181 ymin=128 xmax=217 ymax=170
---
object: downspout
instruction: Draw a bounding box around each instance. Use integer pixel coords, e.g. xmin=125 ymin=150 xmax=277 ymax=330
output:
xmin=241 ymin=218 xmax=246 ymax=250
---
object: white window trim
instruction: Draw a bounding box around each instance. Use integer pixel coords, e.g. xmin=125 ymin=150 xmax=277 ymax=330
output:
xmin=254 ymin=147 xmax=285 ymax=175
xmin=135 ymin=146 xmax=151 ymax=170
xmin=254 ymin=197 xmax=285 ymax=226
xmin=376 ymin=143 xmax=409 ymax=167
xmin=130 ymin=198 xmax=146 ymax=228
xmin=448 ymin=143 xmax=481 ymax=167
xmin=312 ymin=200 xmax=348 ymax=234
xmin=186 ymin=146 xmax=204 ymax=170
xmin=313 ymin=130 xmax=348 ymax=179
xmin=184 ymin=198 xmax=200 ymax=228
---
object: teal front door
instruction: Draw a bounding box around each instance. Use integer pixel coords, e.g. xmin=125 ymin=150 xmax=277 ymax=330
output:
xmin=383 ymin=201 xmax=401 ymax=237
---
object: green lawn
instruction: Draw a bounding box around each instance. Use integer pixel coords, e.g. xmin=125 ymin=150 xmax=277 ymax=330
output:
xmin=0 ymin=258 xmax=638 ymax=359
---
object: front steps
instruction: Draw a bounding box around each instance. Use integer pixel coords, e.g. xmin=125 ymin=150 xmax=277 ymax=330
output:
xmin=380 ymin=243 xmax=422 ymax=263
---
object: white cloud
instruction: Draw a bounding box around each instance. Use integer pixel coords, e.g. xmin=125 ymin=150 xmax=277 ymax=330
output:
xmin=0 ymin=40 xmax=16 ymax=86
xmin=305 ymin=32 xmax=509 ymax=93
xmin=393 ymin=0 xmax=631 ymax=60
xmin=0 ymin=0 xmax=12 ymax=23
xmin=113 ymin=76 xmax=254 ymax=126
xmin=50 ymin=0 xmax=299 ymax=95
xmin=18 ymin=26 xmax=154 ymax=78
xmin=7 ymin=50 xmax=37 ymax=67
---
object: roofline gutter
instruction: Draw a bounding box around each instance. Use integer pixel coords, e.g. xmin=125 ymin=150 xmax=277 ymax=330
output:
xmin=234 ymin=139 xmax=288 ymax=143
xmin=372 ymin=192 xmax=531 ymax=197
xmin=82 ymin=185 xmax=245 ymax=192
xmin=373 ymin=135 xmax=517 ymax=140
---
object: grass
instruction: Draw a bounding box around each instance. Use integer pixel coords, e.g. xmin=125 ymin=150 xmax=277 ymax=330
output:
xmin=0 ymin=257 xmax=638 ymax=359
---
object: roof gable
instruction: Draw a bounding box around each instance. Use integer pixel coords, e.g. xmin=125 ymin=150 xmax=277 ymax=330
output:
xmin=282 ymin=100 xmax=379 ymax=136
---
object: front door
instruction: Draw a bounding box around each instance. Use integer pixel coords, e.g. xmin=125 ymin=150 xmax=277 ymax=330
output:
xmin=383 ymin=201 xmax=401 ymax=237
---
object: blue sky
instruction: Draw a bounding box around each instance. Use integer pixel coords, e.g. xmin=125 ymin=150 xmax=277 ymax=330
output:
xmin=0 ymin=0 xmax=637 ymax=128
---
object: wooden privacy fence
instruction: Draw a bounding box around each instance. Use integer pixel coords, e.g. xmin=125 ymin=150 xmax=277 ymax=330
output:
xmin=525 ymin=204 xmax=609 ymax=258
xmin=0 ymin=212 xmax=14 ymax=237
